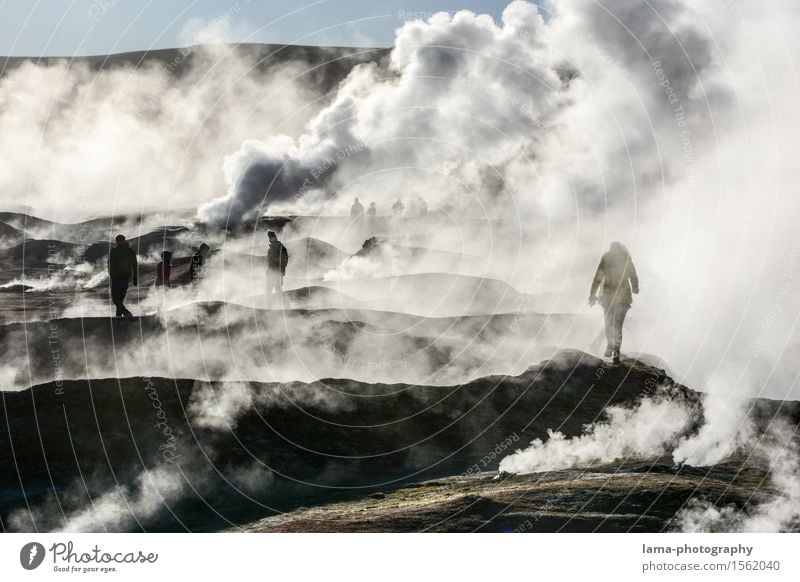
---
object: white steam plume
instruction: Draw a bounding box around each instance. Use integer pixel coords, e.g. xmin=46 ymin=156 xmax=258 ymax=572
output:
xmin=499 ymin=393 xmax=696 ymax=474
xmin=0 ymin=44 xmax=328 ymax=221
xmin=676 ymin=420 xmax=800 ymax=532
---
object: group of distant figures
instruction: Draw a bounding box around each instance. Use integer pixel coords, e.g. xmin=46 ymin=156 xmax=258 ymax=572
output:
xmin=350 ymin=197 xmax=428 ymax=218
xmin=107 ymin=230 xmax=289 ymax=318
xmin=107 ymin=224 xmax=639 ymax=364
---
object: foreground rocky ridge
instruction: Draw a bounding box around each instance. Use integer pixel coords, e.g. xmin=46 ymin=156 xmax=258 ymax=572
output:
xmin=0 ymin=350 xmax=686 ymax=530
xmin=2 ymin=349 xmax=796 ymax=532
xmin=237 ymin=460 xmax=774 ymax=533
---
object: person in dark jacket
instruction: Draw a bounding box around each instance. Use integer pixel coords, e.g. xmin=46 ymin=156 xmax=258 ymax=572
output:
xmin=108 ymin=234 xmax=137 ymax=317
xmin=366 ymin=202 xmax=378 ymax=234
xmin=155 ymin=251 xmax=172 ymax=287
xmin=350 ymin=198 xmax=364 ymax=218
xmin=266 ymin=231 xmax=289 ymax=303
xmin=416 ymin=197 xmax=428 ymax=217
xmin=392 ymin=199 xmax=405 ymax=217
xmin=190 ymin=243 xmax=210 ymax=290
xmin=589 ymin=241 xmax=639 ymax=363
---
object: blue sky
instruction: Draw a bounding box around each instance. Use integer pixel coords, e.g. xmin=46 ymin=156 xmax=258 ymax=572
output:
xmin=0 ymin=0 xmax=528 ymax=57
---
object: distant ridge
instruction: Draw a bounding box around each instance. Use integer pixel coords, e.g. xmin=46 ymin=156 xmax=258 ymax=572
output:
xmin=1 ymin=43 xmax=390 ymax=90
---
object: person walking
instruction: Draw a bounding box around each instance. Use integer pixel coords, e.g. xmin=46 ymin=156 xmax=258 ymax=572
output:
xmin=108 ymin=234 xmax=137 ymax=317
xmin=588 ymin=242 xmax=639 ymax=364
xmin=416 ymin=197 xmax=428 ymax=217
xmin=366 ymin=202 xmax=378 ymax=234
xmin=350 ymin=198 xmax=364 ymax=218
xmin=154 ymin=250 xmax=172 ymax=314
xmin=266 ymin=230 xmax=289 ymax=305
xmin=155 ymin=251 xmax=172 ymax=287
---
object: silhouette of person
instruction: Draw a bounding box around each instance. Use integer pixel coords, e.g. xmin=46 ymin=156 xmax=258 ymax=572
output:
xmin=367 ymin=202 xmax=377 ymax=218
xmin=108 ymin=234 xmax=137 ymax=317
xmin=266 ymin=230 xmax=289 ymax=304
xmin=190 ymin=243 xmax=210 ymax=291
xmin=350 ymin=197 xmax=364 ymax=218
xmin=416 ymin=197 xmax=428 ymax=217
xmin=392 ymin=199 xmax=405 ymax=217
xmin=589 ymin=242 xmax=639 ymax=363
xmin=155 ymin=251 xmax=172 ymax=287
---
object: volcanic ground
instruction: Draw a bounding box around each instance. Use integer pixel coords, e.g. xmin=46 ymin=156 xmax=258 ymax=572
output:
xmin=0 ymin=210 xmax=797 ymax=533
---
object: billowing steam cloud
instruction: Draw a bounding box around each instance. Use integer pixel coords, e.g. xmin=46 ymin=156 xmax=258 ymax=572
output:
xmin=3 ymin=1 xmax=799 ymax=405
xmin=3 ymin=0 xmax=800 ymax=534
xmin=676 ymin=420 xmax=800 ymax=532
xmin=203 ymin=0 xmax=800 ymax=406
xmin=199 ymin=1 xmax=566 ymax=225
xmin=0 ymin=43 xmax=334 ymax=221
xmin=499 ymin=392 xmax=697 ymax=474
xmin=200 ymin=0 xmax=726 ymax=227
xmin=498 ymin=380 xmax=800 ymax=531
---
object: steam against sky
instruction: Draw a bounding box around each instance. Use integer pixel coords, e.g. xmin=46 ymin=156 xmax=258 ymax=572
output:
xmin=1 ymin=0 xmax=800 ymax=536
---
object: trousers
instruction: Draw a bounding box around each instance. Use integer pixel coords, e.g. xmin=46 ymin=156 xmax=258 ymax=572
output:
xmin=266 ymin=269 xmax=283 ymax=293
xmin=603 ymin=301 xmax=630 ymax=352
xmin=110 ymin=277 xmax=131 ymax=316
